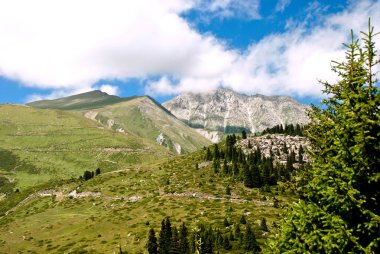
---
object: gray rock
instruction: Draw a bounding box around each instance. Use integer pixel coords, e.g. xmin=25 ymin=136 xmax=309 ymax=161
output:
xmin=163 ymin=88 xmax=309 ymax=133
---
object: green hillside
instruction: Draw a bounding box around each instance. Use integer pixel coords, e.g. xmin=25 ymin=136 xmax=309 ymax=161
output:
xmin=0 ymin=142 xmax=295 ymax=253
xmin=90 ymin=96 xmax=211 ymax=154
xmin=28 ymin=91 xmax=212 ymax=154
xmin=27 ymin=90 xmax=135 ymax=110
xmin=0 ymin=104 xmax=171 ymax=210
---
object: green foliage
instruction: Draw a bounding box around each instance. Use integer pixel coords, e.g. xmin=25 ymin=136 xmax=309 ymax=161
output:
xmin=260 ymin=217 xmax=268 ymax=232
xmin=267 ymin=20 xmax=380 ymax=253
xmin=245 ymin=224 xmax=260 ymax=252
xmin=82 ymin=170 xmax=94 ymax=181
xmin=242 ymin=130 xmax=247 ymax=139
xmin=262 ymin=123 xmax=304 ymax=136
xmin=240 ymin=215 xmax=247 ymax=225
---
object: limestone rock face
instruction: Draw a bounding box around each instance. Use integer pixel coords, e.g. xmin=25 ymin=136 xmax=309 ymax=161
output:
xmin=237 ymin=134 xmax=310 ymax=165
xmin=163 ymin=88 xmax=309 ymax=133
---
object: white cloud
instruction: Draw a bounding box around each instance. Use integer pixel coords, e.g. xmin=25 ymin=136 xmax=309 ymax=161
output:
xmin=98 ymin=84 xmax=119 ymax=95
xmin=275 ymin=0 xmax=291 ymax=13
xmin=0 ymin=0 xmax=379 ymax=102
xmin=147 ymin=0 xmax=380 ymax=98
xmin=198 ymin=0 xmax=261 ymax=20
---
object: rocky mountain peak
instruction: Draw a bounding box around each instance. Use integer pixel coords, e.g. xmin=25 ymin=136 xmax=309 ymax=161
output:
xmin=163 ymin=88 xmax=309 ymax=134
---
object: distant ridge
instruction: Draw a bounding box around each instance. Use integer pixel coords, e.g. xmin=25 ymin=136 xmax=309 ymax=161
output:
xmin=27 ymin=90 xmax=139 ymax=110
xmin=27 ymin=90 xmax=211 ymax=154
xmin=163 ymin=88 xmax=310 ymax=133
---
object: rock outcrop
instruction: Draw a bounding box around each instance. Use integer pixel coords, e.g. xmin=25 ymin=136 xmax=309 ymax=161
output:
xmin=163 ymin=88 xmax=309 ymax=133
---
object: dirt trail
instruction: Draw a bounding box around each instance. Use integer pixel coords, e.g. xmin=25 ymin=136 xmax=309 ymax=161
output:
xmin=162 ymin=192 xmax=273 ymax=206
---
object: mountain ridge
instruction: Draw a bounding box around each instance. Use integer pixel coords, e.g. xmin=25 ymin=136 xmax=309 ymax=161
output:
xmin=163 ymin=88 xmax=310 ymax=133
xmin=26 ymin=91 xmax=211 ymax=154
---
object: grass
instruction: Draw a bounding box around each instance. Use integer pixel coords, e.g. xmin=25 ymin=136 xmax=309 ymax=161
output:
xmin=0 ymin=104 xmax=170 ymax=198
xmin=0 ymin=144 xmax=296 ymax=253
xmin=0 ymin=104 xmax=297 ymax=253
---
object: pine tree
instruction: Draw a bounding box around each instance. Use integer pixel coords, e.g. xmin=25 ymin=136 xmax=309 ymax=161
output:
xmin=260 ymin=217 xmax=268 ymax=232
xmin=158 ymin=218 xmax=172 ymax=254
xmin=223 ymin=218 xmax=230 ymax=227
xmin=223 ymin=159 xmax=229 ymax=175
xmin=251 ymin=165 xmax=262 ymax=188
xmin=205 ymin=147 xmax=211 ymax=161
xmin=240 ymin=215 xmax=246 ymax=225
xmin=225 ymin=185 xmax=231 ymax=196
xmin=223 ymin=237 xmax=232 ymax=250
xmin=214 ymin=143 xmax=220 ymax=160
xmin=147 ymin=228 xmax=158 ymax=254
xmin=245 ymin=224 xmax=259 ymax=252
xmin=178 ymin=223 xmax=189 ymax=254
xmin=242 ymin=130 xmax=247 ymax=139
xmin=298 ymin=145 xmax=304 ymax=163
xmin=170 ymin=226 xmax=180 ymax=254
xmin=267 ymin=21 xmax=380 ymax=253
xmin=234 ymin=224 xmax=241 ymax=239
xmin=243 ymin=164 xmax=253 ymax=188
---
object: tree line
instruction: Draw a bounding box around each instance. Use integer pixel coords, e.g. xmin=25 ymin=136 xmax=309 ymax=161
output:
xmin=203 ymin=133 xmax=308 ymax=189
xmin=261 ymin=123 xmax=304 ymax=136
xmin=147 ymin=217 xmax=261 ymax=253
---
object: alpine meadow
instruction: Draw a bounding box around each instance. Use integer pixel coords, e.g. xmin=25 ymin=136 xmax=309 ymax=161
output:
xmin=0 ymin=2 xmax=380 ymax=254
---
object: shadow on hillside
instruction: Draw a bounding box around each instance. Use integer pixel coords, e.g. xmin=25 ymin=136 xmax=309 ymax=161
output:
xmin=0 ymin=148 xmax=38 ymax=174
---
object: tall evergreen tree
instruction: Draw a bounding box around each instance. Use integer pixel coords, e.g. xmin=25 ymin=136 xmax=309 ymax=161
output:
xmin=243 ymin=164 xmax=253 ymax=188
xmin=242 ymin=130 xmax=247 ymax=139
xmin=245 ymin=224 xmax=259 ymax=252
xmin=267 ymin=21 xmax=380 ymax=253
xmin=178 ymin=223 xmax=189 ymax=254
xmin=260 ymin=217 xmax=268 ymax=232
xmin=298 ymin=145 xmax=304 ymax=163
xmin=170 ymin=226 xmax=180 ymax=254
xmin=251 ymin=165 xmax=262 ymax=188
xmin=158 ymin=218 xmax=172 ymax=254
xmin=147 ymin=228 xmax=158 ymax=254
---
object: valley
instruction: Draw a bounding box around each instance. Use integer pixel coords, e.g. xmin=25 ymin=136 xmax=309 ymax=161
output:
xmin=0 ymin=91 xmax=306 ymax=253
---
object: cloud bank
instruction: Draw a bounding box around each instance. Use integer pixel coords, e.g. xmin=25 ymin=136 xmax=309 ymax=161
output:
xmin=0 ymin=0 xmax=379 ymax=100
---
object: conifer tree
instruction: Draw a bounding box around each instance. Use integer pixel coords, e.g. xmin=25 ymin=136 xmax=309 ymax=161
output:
xmin=260 ymin=217 xmax=268 ymax=232
xmin=178 ymin=222 xmax=189 ymax=254
xmin=240 ymin=215 xmax=247 ymax=225
xmin=234 ymin=224 xmax=241 ymax=238
xmin=170 ymin=226 xmax=180 ymax=254
xmin=147 ymin=228 xmax=158 ymax=254
xmin=223 ymin=237 xmax=232 ymax=250
xmin=242 ymin=130 xmax=247 ymax=139
xmin=298 ymin=145 xmax=304 ymax=163
xmin=223 ymin=159 xmax=229 ymax=175
xmin=245 ymin=224 xmax=259 ymax=252
xmin=251 ymin=165 xmax=262 ymax=188
xmin=267 ymin=21 xmax=380 ymax=253
xmin=158 ymin=218 xmax=172 ymax=254
xmin=243 ymin=165 xmax=253 ymax=188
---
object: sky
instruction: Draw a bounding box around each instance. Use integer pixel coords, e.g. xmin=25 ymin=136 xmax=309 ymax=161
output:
xmin=0 ymin=0 xmax=379 ymax=105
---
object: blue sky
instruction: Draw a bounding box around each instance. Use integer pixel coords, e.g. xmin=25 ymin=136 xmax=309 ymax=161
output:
xmin=0 ymin=0 xmax=379 ymax=105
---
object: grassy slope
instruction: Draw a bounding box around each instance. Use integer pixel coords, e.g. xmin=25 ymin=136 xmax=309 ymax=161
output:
xmin=94 ymin=97 xmax=211 ymax=153
xmin=0 ymin=104 xmax=171 ymax=193
xmin=28 ymin=90 xmax=211 ymax=154
xmin=26 ymin=90 xmax=136 ymax=110
xmin=0 ymin=144 xmax=296 ymax=253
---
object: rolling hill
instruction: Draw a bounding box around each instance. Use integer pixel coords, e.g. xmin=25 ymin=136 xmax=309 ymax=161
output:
xmin=28 ymin=91 xmax=211 ymax=154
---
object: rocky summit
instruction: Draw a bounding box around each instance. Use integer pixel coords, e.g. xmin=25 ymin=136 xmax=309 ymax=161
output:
xmin=163 ymin=88 xmax=310 ymax=133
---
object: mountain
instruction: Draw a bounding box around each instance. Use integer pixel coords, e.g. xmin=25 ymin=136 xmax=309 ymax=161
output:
xmin=0 ymin=104 xmax=170 ymax=194
xmin=28 ymin=91 xmax=211 ymax=154
xmin=163 ymin=88 xmax=310 ymax=133
xmin=27 ymin=90 xmax=130 ymax=110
